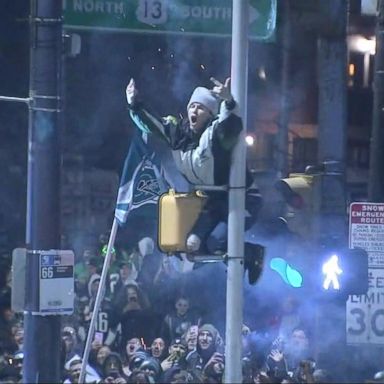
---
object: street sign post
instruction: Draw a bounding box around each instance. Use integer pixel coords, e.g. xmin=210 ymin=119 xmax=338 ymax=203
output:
xmin=347 ymin=202 xmax=384 ymax=344
xmin=63 ymin=0 xmax=276 ymax=40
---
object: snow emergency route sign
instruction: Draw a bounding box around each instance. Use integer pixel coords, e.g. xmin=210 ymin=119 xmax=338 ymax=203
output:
xmin=347 ymin=202 xmax=384 ymax=345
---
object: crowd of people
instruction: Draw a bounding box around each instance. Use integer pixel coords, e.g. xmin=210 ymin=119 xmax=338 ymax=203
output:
xmin=0 ymin=77 xmax=382 ymax=383
xmin=0 ymin=233 xmax=383 ymax=384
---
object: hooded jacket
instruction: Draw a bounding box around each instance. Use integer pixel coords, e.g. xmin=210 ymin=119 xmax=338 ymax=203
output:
xmin=186 ymin=324 xmax=223 ymax=375
xmin=128 ymin=99 xmax=242 ymax=186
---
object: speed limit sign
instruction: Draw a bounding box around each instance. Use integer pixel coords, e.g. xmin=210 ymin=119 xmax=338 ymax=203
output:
xmin=347 ymin=269 xmax=384 ymax=344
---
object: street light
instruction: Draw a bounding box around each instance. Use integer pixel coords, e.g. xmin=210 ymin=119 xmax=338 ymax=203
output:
xmin=245 ymin=134 xmax=255 ymax=146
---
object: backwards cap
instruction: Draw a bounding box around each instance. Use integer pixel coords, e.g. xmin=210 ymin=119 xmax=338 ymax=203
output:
xmin=187 ymin=87 xmax=219 ymax=116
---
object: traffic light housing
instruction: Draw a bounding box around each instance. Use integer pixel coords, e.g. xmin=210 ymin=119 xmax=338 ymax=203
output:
xmin=316 ymin=247 xmax=369 ymax=300
xmin=275 ymin=173 xmax=321 ymax=240
xmin=158 ymin=189 xmax=207 ymax=253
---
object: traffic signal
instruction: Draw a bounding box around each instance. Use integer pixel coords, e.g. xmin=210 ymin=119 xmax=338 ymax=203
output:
xmin=158 ymin=189 xmax=207 ymax=253
xmin=275 ymin=173 xmax=321 ymax=240
xmin=316 ymin=247 xmax=368 ymax=299
xmin=244 ymin=242 xmax=265 ymax=285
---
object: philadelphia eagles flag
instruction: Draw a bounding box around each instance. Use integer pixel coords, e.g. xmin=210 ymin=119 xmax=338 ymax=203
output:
xmin=81 ymin=133 xmax=169 ymax=381
xmin=115 ymin=133 xmax=169 ymax=225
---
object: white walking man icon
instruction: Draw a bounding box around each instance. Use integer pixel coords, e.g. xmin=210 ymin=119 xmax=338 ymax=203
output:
xmin=322 ymin=254 xmax=343 ymax=290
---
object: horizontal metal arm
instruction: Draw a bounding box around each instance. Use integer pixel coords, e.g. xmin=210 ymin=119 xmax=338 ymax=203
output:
xmin=0 ymin=95 xmax=31 ymax=104
xmin=193 ymin=184 xmax=228 ymax=192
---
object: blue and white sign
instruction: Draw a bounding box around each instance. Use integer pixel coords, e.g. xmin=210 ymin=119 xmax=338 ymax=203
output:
xmin=38 ymin=250 xmax=74 ymax=315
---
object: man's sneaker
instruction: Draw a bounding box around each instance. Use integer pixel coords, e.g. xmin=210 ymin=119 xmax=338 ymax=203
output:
xmin=244 ymin=242 xmax=265 ymax=285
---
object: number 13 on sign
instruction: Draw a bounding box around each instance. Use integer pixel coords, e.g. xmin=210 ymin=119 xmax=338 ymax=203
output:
xmin=137 ymin=0 xmax=167 ymax=25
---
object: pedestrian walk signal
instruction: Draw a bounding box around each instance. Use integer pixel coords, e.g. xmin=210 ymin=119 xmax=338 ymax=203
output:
xmin=322 ymin=254 xmax=342 ymax=291
xmin=318 ymin=248 xmax=368 ymax=299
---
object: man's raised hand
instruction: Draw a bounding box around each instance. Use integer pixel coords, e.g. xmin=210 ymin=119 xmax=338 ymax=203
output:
xmin=126 ymin=78 xmax=138 ymax=105
xmin=210 ymin=77 xmax=233 ymax=102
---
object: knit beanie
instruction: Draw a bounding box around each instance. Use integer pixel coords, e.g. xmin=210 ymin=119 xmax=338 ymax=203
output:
xmin=187 ymin=87 xmax=219 ymax=116
xmin=198 ymin=323 xmax=219 ymax=343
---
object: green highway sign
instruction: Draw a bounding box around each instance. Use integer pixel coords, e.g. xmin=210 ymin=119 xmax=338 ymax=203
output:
xmin=63 ymin=0 xmax=276 ymax=41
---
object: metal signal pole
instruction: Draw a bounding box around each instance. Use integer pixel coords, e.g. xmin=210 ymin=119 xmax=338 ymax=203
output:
xmin=369 ymin=0 xmax=384 ymax=201
xmin=225 ymin=1 xmax=248 ymax=382
xmin=23 ymin=0 xmax=63 ymax=382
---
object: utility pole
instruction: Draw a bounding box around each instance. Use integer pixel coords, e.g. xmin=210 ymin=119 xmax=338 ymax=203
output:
xmin=224 ymin=1 xmax=248 ymax=382
xmin=276 ymin=0 xmax=292 ymax=177
xmin=315 ymin=0 xmax=348 ymax=365
xmin=368 ymin=0 xmax=384 ymax=201
xmin=317 ymin=0 xmax=348 ymax=250
xmin=23 ymin=0 xmax=63 ymax=382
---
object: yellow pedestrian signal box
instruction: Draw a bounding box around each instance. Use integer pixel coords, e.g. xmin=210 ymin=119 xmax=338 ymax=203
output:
xmin=158 ymin=189 xmax=207 ymax=253
xmin=275 ymin=173 xmax=321 ymax=239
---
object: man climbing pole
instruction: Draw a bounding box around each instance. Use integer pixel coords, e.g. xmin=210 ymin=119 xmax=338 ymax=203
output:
xmin=125 ymin=77 xmax=263 ymax=284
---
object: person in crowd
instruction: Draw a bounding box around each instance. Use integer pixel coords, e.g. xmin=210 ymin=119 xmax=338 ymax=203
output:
xmin=125 ymin=338 xmax=143 ymax=361
xmin=138 ymin=356 xmax=162 ymax=382
xmin=121 ymin=245 xmax=142 ymax=276
xmin=125 ymin=77 xmax=263 ymax=284
xmin=277 ymin=296 xmax=308 ymax=344
xmin=148 ymin=337 xmax=167 ymax=362
xmin=161 ymin=295 xmax=201 ymax=344
xmin=62 ymin=326 xmax=83 ymax=368
xmin=110 ymin=284 xmax=158 ymax=353
xmin=10 ymin=321 xmax=23 ymax=352
xmin=263 ymin=342 xmax=289 ymax=383
xmin=161 ymin=366 xmax=198 ymax=384
xmin=122 ymin=338 xmax=147 ymax=378
xmin=0 ymin=363 xmax=21 ymax=383
xmin=0 ymin=304 xmax=18 ymax=355
xmin=65 ymin=288 xmax=90 ymax=344
xmin=64 ymin=357 xmax=101 ymax=384
xmin=312 ymin=368 xmax=333 ymax=383
xmin=152 ymin=255 xmax=183 ymax=315
xmin=74 ymin=248 xmax=97 ymax=297
xmin=102 ymin=352 xmax=129 ymax=383
xmin=102 ymin=245 xmax=121 ymax=286
xmin=87 ymin=258 xmax=101 ymax=285
xmin=283 ymin=326 xmax=314 ymax=375
xmin=83 ymin=275 xmax=118 ymax=349
xmin=160 ymin=337 xmax=188 ymax=373
xmin=111 ymin=260 xmax=138 ymax=307
xmin=5 ymin=350 xmax=23 ymax=381
xmin=136 ymin=237 xmax=162 ymax=296
xmin=183 ymin=324 xmax=199 ymax=353
xmin=89 ymin=344 xmax=111 ymax=377
xmin=186 ymin=323 xmax=224 ymax=381
xmin=201 ymin=351 xmax=225 ymax=383
xmin=126 ymin=370 xmax=152 ymax=383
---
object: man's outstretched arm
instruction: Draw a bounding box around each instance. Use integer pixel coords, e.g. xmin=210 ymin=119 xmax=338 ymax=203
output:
xmin=125 ymin=78 xmax=176 ymax=145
